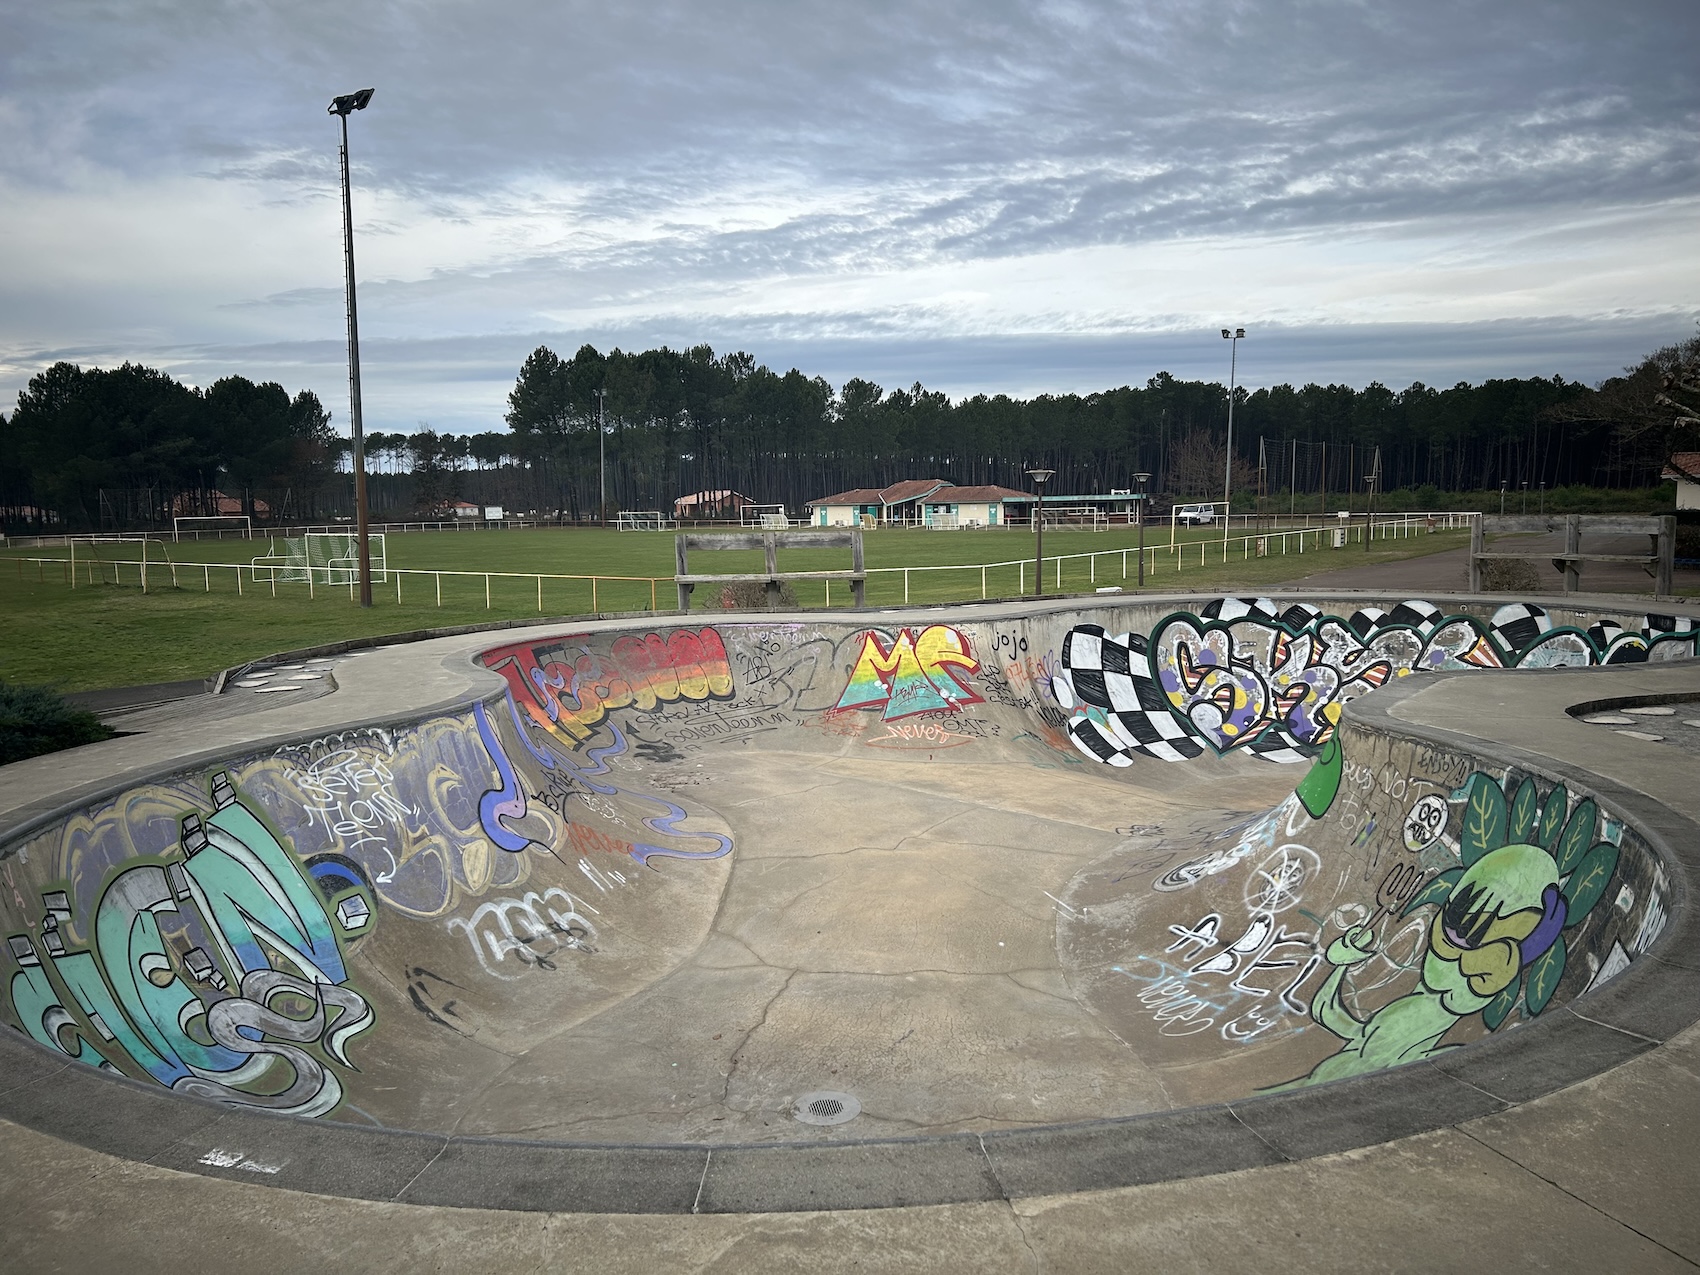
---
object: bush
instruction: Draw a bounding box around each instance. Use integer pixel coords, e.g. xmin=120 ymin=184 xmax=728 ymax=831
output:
xmin=716 ymin=580 xmax=799 ymax=610
xmin=1478 ymin=557 xmax=1542 ymax=593
xmin=0 ymin=682 xmax=116 ymax=766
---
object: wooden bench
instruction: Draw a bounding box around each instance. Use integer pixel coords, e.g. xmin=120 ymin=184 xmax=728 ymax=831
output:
xmin=1469 ymin=514 xmax=1674 ymax=596
xmin=675 ymin=529 xmax=866 ymax=611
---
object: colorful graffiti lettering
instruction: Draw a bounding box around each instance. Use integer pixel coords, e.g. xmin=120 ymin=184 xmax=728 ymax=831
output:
xmin=1280 ymin=771 xmax=1621 ymax=1087
xmin=488 ymin=688 xmax=733 ymax=865
xmin=1055 ymin=599 xmax=1700 ymax=767
xmin=4 ymin=774 xmax=376 ymax=1117
xmin=481 ymin=628 xmax=735 ymax=744
xmin=834 ymin=625 xmax=982 ymax=720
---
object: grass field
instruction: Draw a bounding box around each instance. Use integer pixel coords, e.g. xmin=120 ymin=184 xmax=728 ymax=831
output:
xmin=0 ymin=523 xmax=1470 ymax=691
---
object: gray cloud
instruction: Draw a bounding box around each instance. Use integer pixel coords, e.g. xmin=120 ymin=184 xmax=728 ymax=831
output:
xmin=2 ymin=1 xmax=1696 ymax=426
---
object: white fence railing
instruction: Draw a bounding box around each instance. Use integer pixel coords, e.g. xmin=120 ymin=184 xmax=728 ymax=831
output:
xmin=5 ymin=513 xmax=1475 ymax=611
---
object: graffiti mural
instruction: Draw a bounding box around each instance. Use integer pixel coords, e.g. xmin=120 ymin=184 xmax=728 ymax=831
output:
xmin=1282 ymin=769 xmax=1626 ymax=1086
xmin=1058 ymin=708 xmax=1670 ymax=1091
xmin=6 ymin=773 xmax=375 ymax=1116
xmin=833 ymin=625 xmax=982 ymax=720
xmin=480 ymin=629 xmax=734 ymax=744
xmin=1053 ymin=599 xmax=1700 ymax=767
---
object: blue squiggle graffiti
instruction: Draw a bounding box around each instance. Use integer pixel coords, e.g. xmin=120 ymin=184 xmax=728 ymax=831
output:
xmin=494 ymin=692 xmax=731 ymax=865
xmin=474 ymin=700 xmax=533 ymax=853
xmin=636 ymin=795 xmax=734 ymax=864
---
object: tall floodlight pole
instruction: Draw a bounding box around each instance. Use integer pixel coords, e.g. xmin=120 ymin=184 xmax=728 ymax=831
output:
xmin=596 ymin=389 xmax=607 ymax=526
xmin=1027 ymin=467 xmax=1054 ymax=596
xmin=329 ymin=88 xmax=375 ymax=607
xmin=1221 ymin=327 xmax=1245 ymax=538
xmin=1134 ymin=471 xmax=1151 ymax=587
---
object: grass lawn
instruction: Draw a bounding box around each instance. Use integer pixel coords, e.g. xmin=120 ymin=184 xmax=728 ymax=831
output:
xmin=0 ymin=524 xmax=1471 ymax=691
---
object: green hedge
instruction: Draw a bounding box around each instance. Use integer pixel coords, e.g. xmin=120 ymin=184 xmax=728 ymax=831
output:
xmin=0 ymin=682 xmax=115 ymax=766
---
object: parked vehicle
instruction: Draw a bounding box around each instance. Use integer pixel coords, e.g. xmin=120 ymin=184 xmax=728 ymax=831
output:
xmin=1173 ymin=504 xmax=1216 ymax=525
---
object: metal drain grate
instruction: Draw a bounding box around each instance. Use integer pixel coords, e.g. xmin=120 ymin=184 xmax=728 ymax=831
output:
xmin=792 ymin=1090 xmax=861 ymax=1126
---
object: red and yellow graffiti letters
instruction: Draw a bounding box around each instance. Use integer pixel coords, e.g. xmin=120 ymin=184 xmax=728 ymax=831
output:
xmin=481 ymin=629 xmax=734 ymax=743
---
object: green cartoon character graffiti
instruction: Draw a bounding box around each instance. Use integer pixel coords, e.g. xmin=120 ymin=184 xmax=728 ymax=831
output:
xmin=1281 ymin=771 xmax=1620 ymax=1087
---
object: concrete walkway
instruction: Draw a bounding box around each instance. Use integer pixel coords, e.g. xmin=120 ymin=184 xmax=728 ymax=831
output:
xmin=2 ymin=602 xmax=1697 ymax=1271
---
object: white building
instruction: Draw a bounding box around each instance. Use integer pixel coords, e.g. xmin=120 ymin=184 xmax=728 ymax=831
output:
xmin=806 ymin=480 xmax=1035 ymax=527
xmin=1663 ymin=453 xmax=1700 ymax=510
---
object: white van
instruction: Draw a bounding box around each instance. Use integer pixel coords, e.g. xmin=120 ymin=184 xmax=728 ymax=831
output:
xmin=1173 ymin=504 xmax=1216 ymax=525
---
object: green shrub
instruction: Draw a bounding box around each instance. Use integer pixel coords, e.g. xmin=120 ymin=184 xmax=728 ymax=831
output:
xmin=0 ymin=682 xmax=116 ymax=765
xmin=715 ymin=580 xmax=800 ymax=610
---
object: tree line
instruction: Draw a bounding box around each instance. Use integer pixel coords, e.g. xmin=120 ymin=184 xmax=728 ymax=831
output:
xmin=1 ymin=362 xmax=335 ymax=530
xmin=3 ymin=330 xmax=1694 ymax=531
xmin=497 ymin=336 xmax=1695 ymax=516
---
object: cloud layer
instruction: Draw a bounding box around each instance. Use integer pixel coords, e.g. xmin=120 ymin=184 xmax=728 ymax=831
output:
xmin=2 ymin=1 xmax=1696 ymax=430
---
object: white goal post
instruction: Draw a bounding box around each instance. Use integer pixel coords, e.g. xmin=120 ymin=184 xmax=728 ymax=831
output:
xmin=173 ymin=515 xmax=252 ymax=540
xmin=616 ymin=510 xmax=674 ymax=531
xmin=251 ymin=532 xmax=388 ymax=584
xmin=740 ymin=503 xmax=789 ymax=528
xmin=1038 ymin=506 xmax=1109 ymax=531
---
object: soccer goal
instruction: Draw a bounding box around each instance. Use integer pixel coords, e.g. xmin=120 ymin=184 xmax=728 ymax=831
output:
xmin=251 ymin=532 xmax=387 ymax=584
xmin=1039 ymin=506 xmax=1109 ymax=530
xmin=616 ymin=510 xmax=673 ymax=531
xmin=740 ymin=503 xmax=789 ymax=529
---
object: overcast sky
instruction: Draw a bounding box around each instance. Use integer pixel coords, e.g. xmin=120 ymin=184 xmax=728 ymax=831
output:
xmin=2 ymin=0 xmax=1696 ymax=433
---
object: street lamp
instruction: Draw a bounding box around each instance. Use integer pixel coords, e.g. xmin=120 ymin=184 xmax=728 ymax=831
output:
xmin=329 ymin=87 xmax=375 ymax=607
xmin=595 ymin=388 xmax=607 ymax=526
xmin=1134 ymin=471 xmax=1151 ymax=587
xmin=1026 ymin=468 xmax=1054 ymax=596
xmin=1221 ymin=327 xmax=1245 ymax=531
xmin=1364 ymin=471 xmax=1377 ymax=552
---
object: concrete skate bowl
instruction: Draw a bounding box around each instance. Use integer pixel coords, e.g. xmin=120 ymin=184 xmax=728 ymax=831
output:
xmin=1 ymin=594 xmax=1697 ymax=1212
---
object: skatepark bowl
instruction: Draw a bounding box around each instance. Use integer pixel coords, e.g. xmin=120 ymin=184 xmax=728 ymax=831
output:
xmin=1 ymin=592 xmax=1697 ymax=1213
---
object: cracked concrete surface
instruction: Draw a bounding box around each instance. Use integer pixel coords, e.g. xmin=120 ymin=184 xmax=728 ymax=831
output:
xmin=444 ymin=748 xmax=1289 ymax=1143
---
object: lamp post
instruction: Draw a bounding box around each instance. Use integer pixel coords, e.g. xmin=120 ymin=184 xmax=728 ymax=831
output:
xmin=1364 ymin=472 xmax=1377 ymax=552
xmin=1134 ymin=471 xmax=1151 ymax=587
xmin=1521 ymin=481 xmax=1529 ymax=515
xmin=1500 ymin=480 xmax=1507 ymax=516
xmin=1026 ymin=467 xmax=1054 ymax=596
xmin=329 ymin=87 xmax=375 ymax=607
xmin=595 ymin=389 xmax=607 ymax=526
xmin=1221 ymin=327 xmax=1245 ymax=533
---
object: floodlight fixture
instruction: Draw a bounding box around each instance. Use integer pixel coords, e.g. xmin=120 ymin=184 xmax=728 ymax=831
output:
xmin=328 ymin=88 xmax=375 ymax=116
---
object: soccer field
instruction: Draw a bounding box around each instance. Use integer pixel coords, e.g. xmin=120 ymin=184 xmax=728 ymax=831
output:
xmin=0 ymin=523 xmax=1468 ymax=690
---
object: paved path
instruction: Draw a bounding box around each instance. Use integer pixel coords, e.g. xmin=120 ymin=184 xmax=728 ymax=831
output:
xmin=1280 ymin=529 xmax=1699 ymax=596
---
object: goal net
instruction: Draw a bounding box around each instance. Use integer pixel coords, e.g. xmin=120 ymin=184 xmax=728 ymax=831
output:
xmin=740 ymin=503 xmax=788 ymax=528
xmin=253 ymin=532 xmax=388 ymax=584
xmin=1039 ymin=506 xmax=1109 ymax=530
xmin=616 ymin=510 xmax=671 ymax=531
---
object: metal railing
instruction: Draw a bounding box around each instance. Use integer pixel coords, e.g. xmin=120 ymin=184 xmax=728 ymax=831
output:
xmin=6 ymin=512 xmax=1473 ymax=612
xmin=9 ymin=552 xmax=666 ymax=612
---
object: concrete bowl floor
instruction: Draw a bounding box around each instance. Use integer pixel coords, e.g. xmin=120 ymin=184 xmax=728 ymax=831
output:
xmin=415 ymin=750 xmax=1297 ymax=1144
